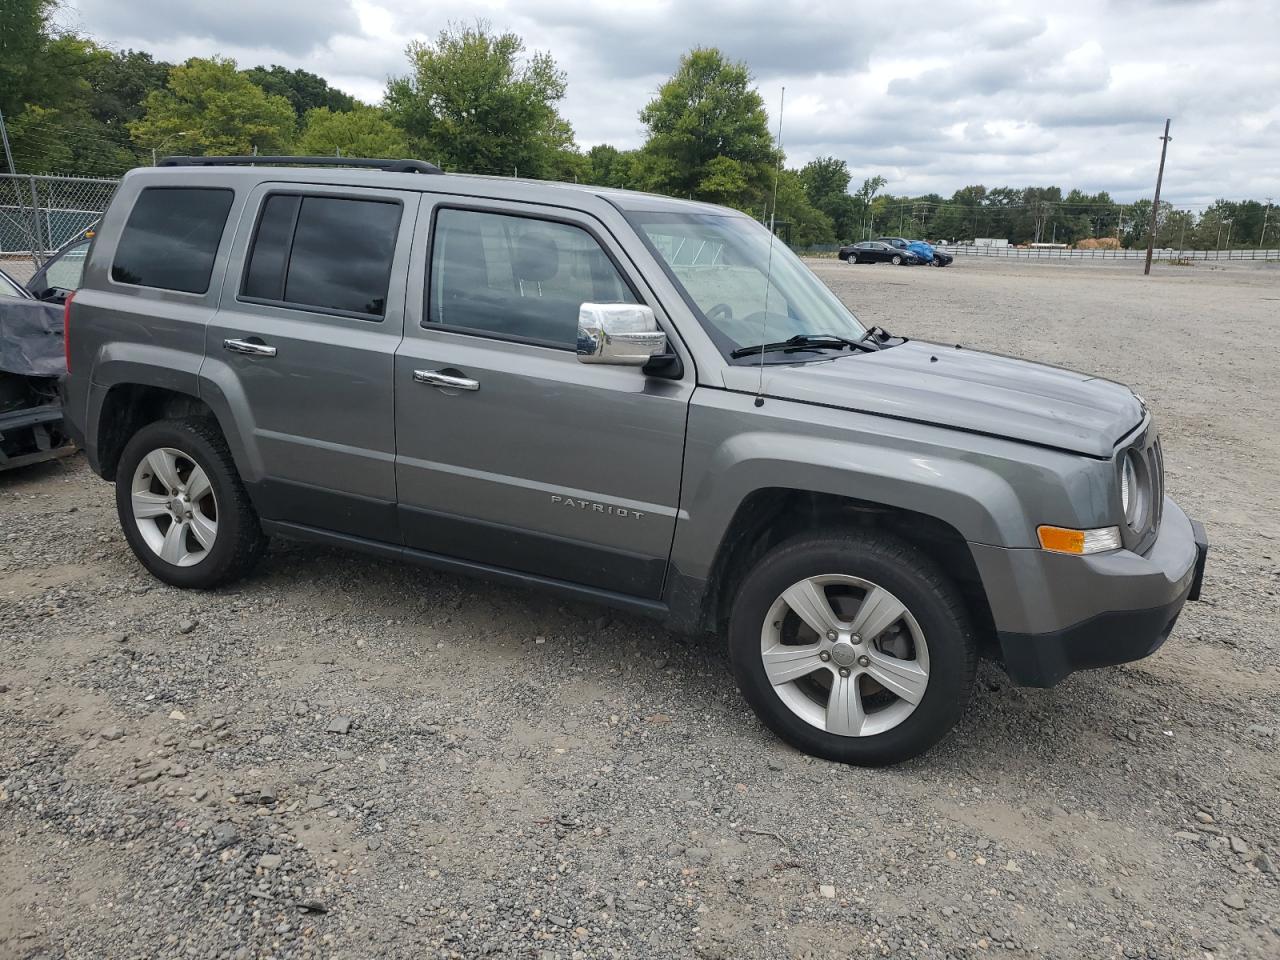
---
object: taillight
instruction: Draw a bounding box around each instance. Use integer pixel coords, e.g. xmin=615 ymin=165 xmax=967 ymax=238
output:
xmin=63 ymin=291 xmax=75 ymax=374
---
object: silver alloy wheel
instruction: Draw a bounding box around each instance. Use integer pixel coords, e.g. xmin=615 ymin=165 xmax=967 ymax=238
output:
xmin=759 ymin=574 xmax=929 ymax=737
xmin=130 ymin=447 xmax=218 ymax=567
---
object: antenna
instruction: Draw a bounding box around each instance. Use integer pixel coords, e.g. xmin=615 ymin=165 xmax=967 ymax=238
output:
xmin=754 ymin=86 xmax=786 ymax=406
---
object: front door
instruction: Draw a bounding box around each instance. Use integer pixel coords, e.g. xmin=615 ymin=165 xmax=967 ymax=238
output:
xmin=394 ymin=200 xmax=692 ymax=599
xmin=205 ymin=183 xmax=419 ymax=541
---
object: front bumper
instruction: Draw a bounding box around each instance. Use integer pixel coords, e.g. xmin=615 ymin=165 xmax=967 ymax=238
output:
xmin=971 ymin=498 xmax=1208 ymax=687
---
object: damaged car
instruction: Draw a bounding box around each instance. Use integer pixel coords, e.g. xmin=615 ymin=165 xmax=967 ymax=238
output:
xmin=1 ymin=263 xmax=74 ymax=469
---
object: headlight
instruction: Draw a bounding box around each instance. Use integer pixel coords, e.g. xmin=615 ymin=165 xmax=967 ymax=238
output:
xmin=1121 ymin=449 xmax=1148 ymax=529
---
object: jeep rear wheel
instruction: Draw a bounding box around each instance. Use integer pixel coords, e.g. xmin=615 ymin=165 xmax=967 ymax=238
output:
xmin=728 ymin=531 xmax=976 ymax=765
xmin=115 ymin=418 xmax=266 ymax=588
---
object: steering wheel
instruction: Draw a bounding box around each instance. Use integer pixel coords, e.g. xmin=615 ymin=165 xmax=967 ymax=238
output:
xmin=705 ymin=302 xmax=734 ymax=321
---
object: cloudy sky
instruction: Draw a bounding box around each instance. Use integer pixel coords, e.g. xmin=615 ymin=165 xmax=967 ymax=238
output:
xmin=61 ymin=0 xmax=1278 ymax=205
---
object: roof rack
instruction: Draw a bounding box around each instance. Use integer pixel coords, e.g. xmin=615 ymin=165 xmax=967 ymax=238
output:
xmin=157 ymin=156 xmax=443 ymax=175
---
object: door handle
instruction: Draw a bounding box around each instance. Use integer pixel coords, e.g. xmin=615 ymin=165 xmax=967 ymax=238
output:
xmin=413 ymin=369 xmax=479 ymax=391
xmin=223 ymin=338 xmax=277 ymax=357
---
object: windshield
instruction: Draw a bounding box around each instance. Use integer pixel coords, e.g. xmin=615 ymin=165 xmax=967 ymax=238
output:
xmin=628 ymin=211 xmax=864 ymax=358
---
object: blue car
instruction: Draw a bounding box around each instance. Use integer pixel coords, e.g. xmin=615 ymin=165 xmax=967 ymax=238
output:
xmin=877 ymin=236 xmax=954 ymax=267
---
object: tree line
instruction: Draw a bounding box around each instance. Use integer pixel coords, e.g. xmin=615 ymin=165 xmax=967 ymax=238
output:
xmin=2 ymin=5 xmax=1273 ymax=250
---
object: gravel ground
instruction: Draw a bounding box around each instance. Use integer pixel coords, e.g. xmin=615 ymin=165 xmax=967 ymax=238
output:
xmin=2 ymin=257 xmax=1277 ymax=960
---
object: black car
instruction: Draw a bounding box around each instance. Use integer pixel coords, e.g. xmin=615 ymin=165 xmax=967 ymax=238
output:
xmin=838 ymin=241 xmax=921 ymax=265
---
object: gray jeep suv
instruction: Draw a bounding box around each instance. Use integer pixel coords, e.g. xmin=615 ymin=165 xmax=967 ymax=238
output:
xmin=59 ymin=156 xmax=1208 ymax=765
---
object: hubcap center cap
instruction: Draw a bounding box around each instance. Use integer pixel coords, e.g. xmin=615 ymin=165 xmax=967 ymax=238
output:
xmin=829 ymin=641 xmax=859 ymax=669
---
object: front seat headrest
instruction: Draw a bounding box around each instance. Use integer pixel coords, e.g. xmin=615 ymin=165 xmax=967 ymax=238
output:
xmin=513 ymin=231 xmax=560 ymax=282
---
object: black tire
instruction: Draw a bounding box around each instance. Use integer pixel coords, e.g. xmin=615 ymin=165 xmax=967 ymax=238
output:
xmin=115 ymin=418 xmax=267 ymax=589
xmin=891 ymin=254 xmax=903 ymax=265
xmin=728 ymin=530 xmax=977 ymax=765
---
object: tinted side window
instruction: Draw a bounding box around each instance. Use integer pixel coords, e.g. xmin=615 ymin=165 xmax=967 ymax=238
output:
xmin=111 ymin=188 xmax=233 ymax=293
xmin=428 ymin=208 xmax=636 ymax=348
xmin=242 ymin=195 xmax=299 ymax=301
xmin=241 ymin=194 xmax=401 ymax=319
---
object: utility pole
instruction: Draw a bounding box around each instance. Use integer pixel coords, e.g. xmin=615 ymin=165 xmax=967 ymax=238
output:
xmin=0 ymin=107 xmax=15 ymax=174
xmin=1143 ymin=118 xmax=1172 ymax=275
xmin=1261 ymin=198 xmax=1273 ymax=249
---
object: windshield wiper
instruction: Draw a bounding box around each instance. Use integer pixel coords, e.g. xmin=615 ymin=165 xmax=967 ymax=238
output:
xmin=730 ymin=333 xmax=881 ymax=359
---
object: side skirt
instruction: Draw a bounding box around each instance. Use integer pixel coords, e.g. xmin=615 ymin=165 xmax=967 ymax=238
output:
xmin=261 ymin=519 xmax=670 ymax=622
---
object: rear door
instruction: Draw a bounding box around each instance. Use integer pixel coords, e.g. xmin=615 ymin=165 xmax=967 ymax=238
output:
xmin=203 ymin=182 xmax=418 ymax=541
xmin=393 ymin=198 xmax=693 ymax=599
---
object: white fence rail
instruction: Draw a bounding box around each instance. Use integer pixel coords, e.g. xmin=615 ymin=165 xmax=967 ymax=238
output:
xmin=946 ymin=245 xmax=1280 ymax=261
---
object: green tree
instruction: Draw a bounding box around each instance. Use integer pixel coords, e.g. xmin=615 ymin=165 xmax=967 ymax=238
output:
xmin=799 ymin=156 xmax=858 ymax=240
xmin=296 ymin=106 xmax=407 ymax=157
xmin=773 ymin=168 xmax=834 ymax=247
xmin=242 ymin=65 xmax=357 ymax=118
xmin=85 ymin=48 xmax=172 ymax=134
xmin=584 ymin=144 xmax=626 ymax=187
xmin=385 ymin=21 xmax=575 ymax=178
xmin=8 ymin=100 xmax=136 ymax=176
xmin=0 ymin=0 xmax=55 ymax=121
xmin=850 ymin=175 xmax=887 ymax=239
xmin=638 ymin=48 xmax=780 ymax=210
xmin=130 ymin=56 xmax=296 ymax=157
xmin=6 ymin=32 xmax=139 ymax=175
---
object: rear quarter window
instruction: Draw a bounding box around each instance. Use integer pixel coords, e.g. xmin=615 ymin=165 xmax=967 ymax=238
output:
xmin=110 ymin=187 xmax=234 ymax=294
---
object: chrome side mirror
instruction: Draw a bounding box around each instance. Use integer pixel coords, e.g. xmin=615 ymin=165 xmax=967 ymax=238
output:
xmin=577 ymin=303 xmax=667 ymax=365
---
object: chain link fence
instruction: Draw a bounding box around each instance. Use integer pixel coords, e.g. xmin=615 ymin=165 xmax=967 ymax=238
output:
xmin=0 ymin=174 xmax=119 ymax=267
xmin=945 ymin=244 xmax=1280 ymax=262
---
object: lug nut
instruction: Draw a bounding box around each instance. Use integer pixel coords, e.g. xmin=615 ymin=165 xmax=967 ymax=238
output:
xmin=826 ymin=631 xmax=837 ymax=641
xmin=857 ymin=655 xmax=870 ymax=667
xmin=819 ymin=651 xmax=831 ymax=662
xmin=838 ymin=667 xmax=851 ymax=678
xmin=851 ymin=634 xmax=861 ymax=643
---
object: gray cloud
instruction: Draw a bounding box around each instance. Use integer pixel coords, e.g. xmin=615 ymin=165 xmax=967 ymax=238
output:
xmin=65 ymin=0 xmax=1280 ymax=204
xmin=72 ymin=0 xmax=360 ymax=57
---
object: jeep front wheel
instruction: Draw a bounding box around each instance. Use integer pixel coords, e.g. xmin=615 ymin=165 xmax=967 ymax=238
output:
xmin=728 ymin=531 xmax=976 ymax=765
xmin=115 ymin=418 xmax=266 ymax=588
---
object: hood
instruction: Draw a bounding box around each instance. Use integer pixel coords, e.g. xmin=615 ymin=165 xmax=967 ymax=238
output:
xmin=0 ymin=297 xmax=65 ymax=378
xmin=754 ymin=340 xmax=1143 ymax=457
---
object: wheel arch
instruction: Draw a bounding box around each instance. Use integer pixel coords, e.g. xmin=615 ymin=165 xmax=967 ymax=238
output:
xmin=670 ymin=487 xmax=998 ymax=657
xmin=90 ymin=380 xmax=252 ymax=486
xmin=92 ymin=383 xmax=210 ymax=480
